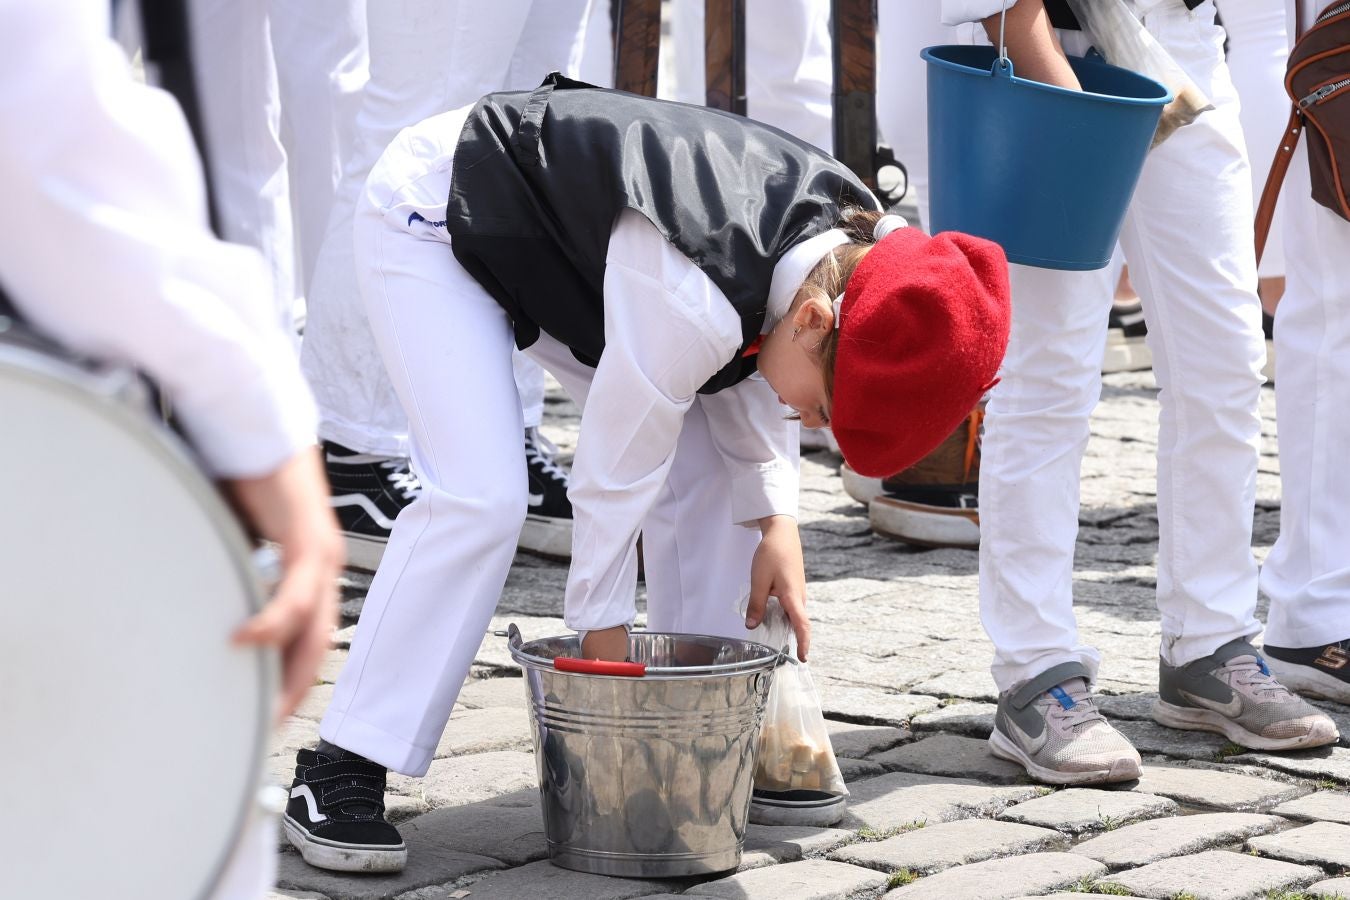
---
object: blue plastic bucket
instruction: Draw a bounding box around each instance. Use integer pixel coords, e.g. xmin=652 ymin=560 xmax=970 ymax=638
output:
xmin=922 ymin=45 xmax=1171 ymax=271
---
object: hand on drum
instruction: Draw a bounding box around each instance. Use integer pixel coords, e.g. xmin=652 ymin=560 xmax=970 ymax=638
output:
xmin=745 ymin=514 xmax=811 ymax=662
xmin=227 ymin=447 xmax=345 ymax=719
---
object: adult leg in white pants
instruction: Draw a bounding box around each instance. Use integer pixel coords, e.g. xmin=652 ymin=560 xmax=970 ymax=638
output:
xmin=1259 ymin=3 xmax=1350 ymax=701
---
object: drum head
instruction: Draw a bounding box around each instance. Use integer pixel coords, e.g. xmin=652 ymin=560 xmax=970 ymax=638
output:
xmin=0 ymin=349 xmax=274 ymax=899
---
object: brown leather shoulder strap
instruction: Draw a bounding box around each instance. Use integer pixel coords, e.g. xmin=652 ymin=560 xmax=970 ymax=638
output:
xmin=1256 ymin=106 xmax=1305 ymax=266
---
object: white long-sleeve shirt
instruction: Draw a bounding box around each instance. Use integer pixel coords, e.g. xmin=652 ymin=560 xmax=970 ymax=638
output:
xmin=0 ymin=0 xmax=316 ymax=478
xmin=562 ymin=209 xmax=847 ymax=632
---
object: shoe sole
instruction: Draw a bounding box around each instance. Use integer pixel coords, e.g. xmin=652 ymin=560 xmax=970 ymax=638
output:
xmin=518 ymin=514 xmax=571 ymax=560
xmin=749 ymin=794 xmax=847 ymax=827
xmin=282 ymin=815 xmax=407 ymax=873
xmin=1151 ymin=699 xmax=1341 ymax=751
xmin=1102 ymin=335 xmax=1152 ymax=374
xmin=869 ymin=496 xmax=979 ymax=549
xmin=840 ymin=463 xmax=885 ymax=506
xmin=342 ymin=532 xmax=388 ymax=572
xmin=987 ymin=730 xmax=1142 ymax=786
xmin=1265 ymin=656 xmax=1350 ymax=705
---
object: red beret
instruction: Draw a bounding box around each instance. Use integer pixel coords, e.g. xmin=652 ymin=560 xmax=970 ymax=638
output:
xmin=831 ymin=228 xmax=1011 ymax=478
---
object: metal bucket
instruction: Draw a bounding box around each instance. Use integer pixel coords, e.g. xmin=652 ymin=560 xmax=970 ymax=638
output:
xmin=506 ymin=625 xmax=778 ymax=877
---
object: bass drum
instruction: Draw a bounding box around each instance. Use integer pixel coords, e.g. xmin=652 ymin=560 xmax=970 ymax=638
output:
xmin=0 ymin=328 xmax=277 ymax=899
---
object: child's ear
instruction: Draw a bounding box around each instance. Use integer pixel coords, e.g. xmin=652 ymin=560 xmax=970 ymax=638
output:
xmin=793 ymin=295 xmax=832 ymax=333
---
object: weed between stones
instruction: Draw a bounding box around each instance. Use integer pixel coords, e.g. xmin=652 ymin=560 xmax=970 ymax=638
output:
xmin=856 ymin=821 xmax=926 ymax=841
xmin=1214 ymin=742 xmax=1246 ymax=762
xmin=1066 ymin=874 xmax=1130 ymax=895
xmin=887 ymin=869 xmax=918 ymax=888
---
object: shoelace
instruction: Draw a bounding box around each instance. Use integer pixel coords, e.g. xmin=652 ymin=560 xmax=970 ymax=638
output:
xmin=1225 ymin=656 xmax=1294 ymax=702
xmin=526 ymin=427 xmax=569 ymax=484
xmin=1044 ymin=680 xmax=1105 ymax=730
xmin=379 ymin=458 xmax=420 ymax=500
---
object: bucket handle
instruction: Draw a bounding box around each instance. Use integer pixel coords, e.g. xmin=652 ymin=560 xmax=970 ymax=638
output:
xmin=553 ymin=657 xmax=648 ymax=677
xmin=995 ymin=0 xmax=1012 ymax=75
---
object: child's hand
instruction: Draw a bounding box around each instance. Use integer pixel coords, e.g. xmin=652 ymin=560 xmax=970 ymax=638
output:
xmin=746 ymin=515 xmax=811 ymax=662
xmin=581 ymin=625 xmax=631 ymax=661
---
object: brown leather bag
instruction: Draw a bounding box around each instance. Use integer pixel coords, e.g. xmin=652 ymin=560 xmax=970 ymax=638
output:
xmin=1255 ymin=0 xmax=1350 ymax=264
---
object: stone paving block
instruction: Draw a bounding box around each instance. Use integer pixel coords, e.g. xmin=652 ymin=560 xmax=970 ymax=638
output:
xmin=1310 ymin=700 xmax=1350 ymax=747
xmin=1308 ymin=876 xmax=1350 ymax=898
xmin=686 ymin=858 xmax=888 ymax=899
xmin=844 ymin=772 xmax=1040 ymax=832
xmin=817 ymin=685 xmax=941 ymax=727
xmin=740 ymin=824 xmax=859 ymax=869
xmin=317 ymin=648 xmax=347 ymax=684
xmin=908 ymin=702 xmax=996 ymax=738
xmin=997 ymin=787 xmax=1178 ymax=833
xmin=270 ymin=717 xmax=321 ymax=757
xmin=1232 ymin=746 xmax=1350 ymax=784
xmin=1272 ymin=790 xmax=1350 ymax=824
xmin=909 ymin=670 xmax=999 ymax=703
xmin=1097 ymin=691 xmax=1157 ymax=721
xmin=1071 ymin=812 xmax=1285 ymax=869
xmin=292 ymin=683 xmax=335 ymax=721
xmin=275 ymin=845 xmax=501 ymax=900
xmin=1118 ymin=763 xmax=1310 ymax=811
xmin=393 ymin=795 xmax=548 ymax=867
xmin=267 ymin=892 xmax=330 ymax=900
xmin=872 ymin=734 xmax=1025 ymax=784
xmin=433 ymin=707 xmax=533 ymax=758
xmin=387 ymin=751 xmax=537 ymax=809
xmin=1097 ymin=848 xmax=1323 ymax=900
xmin=448 ymin=860 xmax=673 ymax=900
xmin=839 ymin=756 xmax=886 ymax=781
xmin=454 ymin=676 xmax=528 ymax=710
xmin=1248 ymin=820 xmax=1350 ymax=869
xmin=883 ymin=852 xmax=1105 ymax=900
xmin=827 ymin=818 xmax=1065 ymax=875
xmin=827 ymin=720 xmax=910 ymax=759
xmin=1112 ymin=718 xmax=1232 ymax=760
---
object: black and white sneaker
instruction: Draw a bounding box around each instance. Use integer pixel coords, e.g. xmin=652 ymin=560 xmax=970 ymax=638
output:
xmin=323 ymin=441 xmax=420 ymax=572
xmin=1264 ymin=639 xmax=1350 ymax=705
xmin=1103 ymin=299 xmax=1152 ymax=374
xmin=283 ymin=745 xmax=407 ymax=873
xmin=521 ymin=426 xmax=572 ymax=559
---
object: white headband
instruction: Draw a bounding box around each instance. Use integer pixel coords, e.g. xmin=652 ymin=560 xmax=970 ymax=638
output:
xmin=832 ymin=214 xmax=910 ymax=328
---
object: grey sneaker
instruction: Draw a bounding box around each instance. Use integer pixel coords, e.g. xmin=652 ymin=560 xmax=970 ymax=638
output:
xmin=989 ymin=662 xmax=1143 ymax=785
xmin=1152 ymin=638 xmax=1340 ymax=751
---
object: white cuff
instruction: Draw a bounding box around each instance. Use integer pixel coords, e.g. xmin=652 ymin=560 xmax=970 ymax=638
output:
xmin=729 ymin=461 xmax=799 ymax=526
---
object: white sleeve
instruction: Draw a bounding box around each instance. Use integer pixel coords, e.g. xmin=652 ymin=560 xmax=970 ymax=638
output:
xmin=699 ymin=374 xmax=800 ymax=526
xmin=562 ymin=211 xmax=743 ymax=633
xmin=942 ymin=0 xmax=1012 ymax=25
xmin=0 ymin=0 xmax=317 ymax=478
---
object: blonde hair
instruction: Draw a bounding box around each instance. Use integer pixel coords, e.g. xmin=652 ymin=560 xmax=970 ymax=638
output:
xmin=796 ymin=207 xmax=883 ymax=401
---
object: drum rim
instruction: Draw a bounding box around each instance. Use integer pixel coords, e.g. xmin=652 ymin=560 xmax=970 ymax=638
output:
xmin=0 ymin=341 xmax=277 ymax=900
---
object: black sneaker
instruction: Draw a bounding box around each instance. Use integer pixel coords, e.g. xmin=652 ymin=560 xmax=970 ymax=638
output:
xmin=283 ymin=745 xmax=407 ymax=873
xmin=868 ymin=407 xmax=982 ymax=549
xmin=1103 ymin=299 xmax=1152 ymax=374
xmin=521 ymin=426 xmax=572 ymax=559
xmin=1264 ymin=639 xmax=1350 ymax=705
xmin=323 ymin=441 xmax=420 ymax=572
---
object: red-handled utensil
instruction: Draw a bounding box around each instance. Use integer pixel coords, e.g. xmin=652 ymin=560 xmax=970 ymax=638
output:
xmin=553 ymin=657 xmax=647 ymax=677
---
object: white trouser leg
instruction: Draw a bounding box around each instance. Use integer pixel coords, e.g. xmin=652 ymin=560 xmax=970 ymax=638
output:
xmin=1213 ymin=0 xmax=1289 ymax=278
xmin=320 ymin=120 xmax=526 ymax=776
xmin=301 ymin=0 xmax=590 ymax=454
xmin=980 ymin=263 xmax=1113 ymax=691
xmin=1117 ymin=1 xmax=1264 ymax=666
xmin=268 ymin=0 xmax=369 ymax=293
xmin=189 ymin=0 xmax=298 ymax=334
xmin=1260 ymin=140 xmax=1350 ymax=647
xmin=514 ymin=352 xmax=546 ymax=430
xmin=745 ymin=0 xmax=833 ymax=152
xmin=642 ymin=399 xmax=767 ymax=640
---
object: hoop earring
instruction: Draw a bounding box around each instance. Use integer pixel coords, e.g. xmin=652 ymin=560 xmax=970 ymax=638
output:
xmin=791 ymin=326 xmax=801 ymax=340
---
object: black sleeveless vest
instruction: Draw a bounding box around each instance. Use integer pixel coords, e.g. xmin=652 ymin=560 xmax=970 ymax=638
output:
xmin=444 ymin=74 xmax=877 ymax=394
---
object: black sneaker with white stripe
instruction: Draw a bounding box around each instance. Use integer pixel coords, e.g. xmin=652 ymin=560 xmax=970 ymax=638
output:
xmin=1103 ymin=299 xmax=1151 ymax=374
xmin=283 ymin=744 xmax=407 ymax=873
xmin=521 ymin=426 xmax=572 ymax=559
xmin=323 ymin=441 xmax=420 ymax=572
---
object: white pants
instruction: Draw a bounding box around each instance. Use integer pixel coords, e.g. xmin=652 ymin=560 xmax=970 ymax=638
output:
xmin=1259 ymin=2 xmax=1350 ymax=648
xmin=663 ymin=0 xmax=833 ymax=152
xmin=300 ymin=0 xmax=593 ymax=455
xmin=319 ymin=116 xmax=762 ymax=776
xmin=1214 ymin=0 xmax=1290 ymax=277
xmin=977 ymin=1 xmax=1267 ymax=690
xmin=189 ymin=0 xmax=368 ymax=328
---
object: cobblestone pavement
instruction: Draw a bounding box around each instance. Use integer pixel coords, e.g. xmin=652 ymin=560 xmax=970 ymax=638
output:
xmin=271 ymin=372 xmax=1350 ymax=900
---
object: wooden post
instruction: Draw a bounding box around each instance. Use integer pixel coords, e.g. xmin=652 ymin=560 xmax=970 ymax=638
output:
xmin=704 ymin=0 xmax=747 ymax=115
xmin=831 ymin=0 xmax=877 ymax=188
xmin=613 ymin=0 xmax=662 ymax=97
